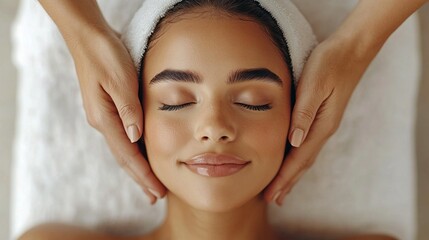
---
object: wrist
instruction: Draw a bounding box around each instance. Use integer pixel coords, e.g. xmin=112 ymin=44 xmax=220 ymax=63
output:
xmin=329 ymin=28 xmax=384 ymax=63
xmin=63 ymin=19 xmax=115 ymax=57
xmin=329 ymin=0 xmax=427 ymax=62
xmin=39 ymin=0 xmax=113 ymax=53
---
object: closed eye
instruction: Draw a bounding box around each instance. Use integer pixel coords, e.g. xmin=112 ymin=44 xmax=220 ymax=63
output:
xmin=158 ymin=103 xmax=195 ymax=111
xmin=158 ymin=103 xmax=272 ymax=111
xmin=235 ymin=103 xmax=272 ymax=111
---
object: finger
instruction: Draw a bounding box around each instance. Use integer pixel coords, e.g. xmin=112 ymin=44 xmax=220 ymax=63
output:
xmin=124 ymin=163 xmax=157 ymax=204
xmin=104 ymin=118 xmax=167 ymax=199
xmin=84 ymin=84 xmax=166 ymax=199
xmin=289 ymin=65 xmax=330 ymax=148
xmin=142 ymin=187 xmax=157 ymax=205
xmin=122 ymin=158 xmax=160 ymax=203
xmin=264 ymin=128 xmax=328 ymax=203
xmin=268 ymin=148 xmax=321 ymax=205
xmin=90 ymin=91 xmax=167 ymax=198
xmin=265 ymin=89 xmax=341 ymax=204
xmin=275 ymin=189 xmax=288 ymax=207
xmin=265 ymin=151 xmax=310 ymax=204
xmin=101 ymin=61 xmax=143 ymax=143
xmin=276 ymin=155 xmax=317 ymax=206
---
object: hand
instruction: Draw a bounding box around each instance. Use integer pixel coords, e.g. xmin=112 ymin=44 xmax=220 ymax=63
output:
xmin=68 ymin=27 xmax=167 ymax=204
xmin=264 ymin=34 xmax=382 ymax=206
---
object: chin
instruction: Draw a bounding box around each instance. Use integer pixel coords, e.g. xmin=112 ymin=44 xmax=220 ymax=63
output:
xmin=169 ymin=179 xmax=265 ymax=213
xmin=183 ymin=192 xmax=256 ymax=213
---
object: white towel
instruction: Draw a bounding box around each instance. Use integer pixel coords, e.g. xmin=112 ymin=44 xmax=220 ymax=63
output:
xmin=10 ymin=0 xmax=419 ymax=239
xmin=121 ymin=0 xmax=317 ymax=84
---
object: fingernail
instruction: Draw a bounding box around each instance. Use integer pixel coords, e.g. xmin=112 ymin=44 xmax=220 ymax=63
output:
xmin=142 ymin=188 xmax=157 ymax=205
xmin=148 ymin=188 xmax=162 ymax=199
xmin=126 ymin=125 xmax=140 ymax=143
xmin=278 ymin=191 xmax=289 ymax=206
xmin=272 ymin=190 xmax=282 ymax=203
xmin=290 ymin=128 xmax=304 ymax=147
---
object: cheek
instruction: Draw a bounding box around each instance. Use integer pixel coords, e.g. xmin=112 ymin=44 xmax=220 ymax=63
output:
xmin=143 ymin=112 xmax=192 ymax=191
xmin=144 ymin=113 xmax=189 ymax=158
xmin=244 ymin=107 xmax=291 ymax=183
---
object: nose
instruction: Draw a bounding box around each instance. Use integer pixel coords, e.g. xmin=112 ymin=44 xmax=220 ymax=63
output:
xmin=194 ymin=102 xmax=236 ymax=143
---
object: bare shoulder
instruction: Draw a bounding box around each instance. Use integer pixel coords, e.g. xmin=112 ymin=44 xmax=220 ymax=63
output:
xmin=18 ymin=223 xmax=120 ymax=240
xmin=339 ymin=234 xmax=398 ymax=240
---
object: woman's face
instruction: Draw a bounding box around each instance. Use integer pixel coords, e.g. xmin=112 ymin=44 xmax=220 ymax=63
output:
xmin=142 ymin=10 xmax=291 ymax=212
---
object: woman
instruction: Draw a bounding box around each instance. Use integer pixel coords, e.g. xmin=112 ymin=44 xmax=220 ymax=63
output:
xmin=35 ymin=0 xmax=428 ymax=207
xmin=19 ymin=1 xmax=397 ymax=239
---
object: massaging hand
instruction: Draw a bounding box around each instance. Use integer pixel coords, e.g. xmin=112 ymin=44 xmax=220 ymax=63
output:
xmin=74 ymin=29 xmax=166 ymax=203
xmin=39 ymin=0 xmax=166 ymax=204
xmin=264 ymin=35 xmax=378 ymax=206
xmin=264 ymin=0 xmax=428 ymax=206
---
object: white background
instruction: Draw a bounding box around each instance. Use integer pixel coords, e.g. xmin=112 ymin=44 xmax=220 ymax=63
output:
xmin=0 ymin=1 xmax=428 ymax=239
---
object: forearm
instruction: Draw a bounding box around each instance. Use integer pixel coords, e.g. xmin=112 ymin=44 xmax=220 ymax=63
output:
xmin=333 ymin=0 xmax=428 ymax=58
xmin=38 ymin=0 xmax=112 ymax=51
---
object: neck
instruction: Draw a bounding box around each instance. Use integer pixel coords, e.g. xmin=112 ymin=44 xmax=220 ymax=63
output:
xmin=151 ymin=193 xmax=280 ymax=240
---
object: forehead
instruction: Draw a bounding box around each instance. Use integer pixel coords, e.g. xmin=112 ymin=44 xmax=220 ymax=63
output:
xmin=142 ymin=10 xmax=290 ymax=84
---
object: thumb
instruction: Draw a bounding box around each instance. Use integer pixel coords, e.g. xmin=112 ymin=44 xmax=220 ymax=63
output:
xmin=289 ymin=79 xmax=326 ymax=148
xmin=104 ymin=72 xmax=143 ymax=143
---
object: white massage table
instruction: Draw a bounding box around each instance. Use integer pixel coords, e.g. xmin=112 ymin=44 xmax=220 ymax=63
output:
xmin=10 ymin=0 xmax=422 ymax=239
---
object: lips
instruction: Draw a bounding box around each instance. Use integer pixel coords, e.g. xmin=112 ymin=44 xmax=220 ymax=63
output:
xmin=182 ymin=153 xmax=250 ymax=177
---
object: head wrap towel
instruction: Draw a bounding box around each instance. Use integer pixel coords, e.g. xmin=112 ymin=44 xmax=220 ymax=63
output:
xmin=121 ymin=0 xmax=317 ymax=84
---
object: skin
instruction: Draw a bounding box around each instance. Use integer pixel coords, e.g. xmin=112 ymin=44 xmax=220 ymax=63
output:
xmin=38 ymin=0 xmax=167 ymax=201
xmin=139 ymin=10 xmax=290 ymax=240
xmin=38 ymin=0 xmax=429 ymax=206
xmin=18 ymin=9 xmax=398 ymax=240
xmin=266 ymin=0 xmax=429 ymax=205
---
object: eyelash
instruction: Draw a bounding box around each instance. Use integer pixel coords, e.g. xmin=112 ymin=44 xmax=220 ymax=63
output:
xmin=158 ymin=103 xmax=272 ymax=111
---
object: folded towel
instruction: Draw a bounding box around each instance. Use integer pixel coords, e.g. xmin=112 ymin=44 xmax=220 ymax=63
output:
xmin=10 ymin=0 xmax=419 ymax=239
xmin=121 ymin=0 xmax=317 ymax=84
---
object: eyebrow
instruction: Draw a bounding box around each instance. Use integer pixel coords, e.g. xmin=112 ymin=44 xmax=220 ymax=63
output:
xmin=149 ymin=68 xmax=283 ymax=87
